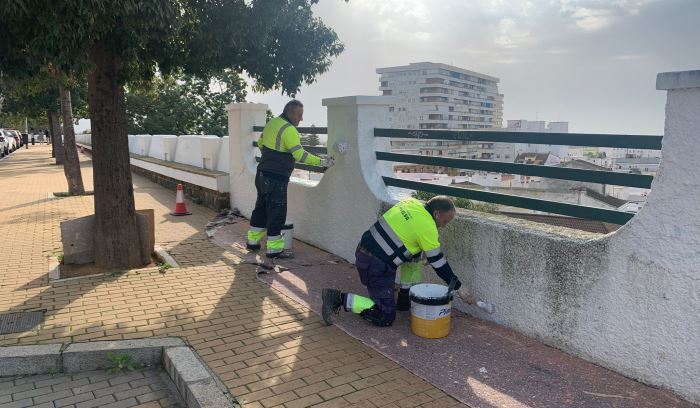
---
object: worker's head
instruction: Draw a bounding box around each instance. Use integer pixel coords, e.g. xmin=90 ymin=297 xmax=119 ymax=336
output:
xmin=426 ymin=196 xmax=456 ymax=228
xmin=283 ymin=100 xmax=304 ymax=126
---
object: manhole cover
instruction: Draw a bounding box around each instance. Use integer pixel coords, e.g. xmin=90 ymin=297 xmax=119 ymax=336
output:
xmin=0 ymin=311 xmax=44 ymax=334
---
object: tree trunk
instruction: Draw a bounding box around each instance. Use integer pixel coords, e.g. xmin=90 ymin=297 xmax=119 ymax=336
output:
xmin=48 ymin=110 xmax=64 ymax=165
xmin=59 ymin=87 xmax=85 ymax=195
xmin=48 ymin=112 xmax=55 ymax=158
xmin=88 ymin=40 xmax=144 ymax=269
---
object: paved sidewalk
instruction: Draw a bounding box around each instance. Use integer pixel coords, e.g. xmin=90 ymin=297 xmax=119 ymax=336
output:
xmin=1 ymin=369 xmax=183 ymax=408
xmin=0 ymin=146 xmax=464 ymax=408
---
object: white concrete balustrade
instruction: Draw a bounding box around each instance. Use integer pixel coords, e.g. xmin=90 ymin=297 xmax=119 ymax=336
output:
xmin=174 ymin=135 xmax=222 ymax=170
xmin=77 ymin=133 xmax=227 ymax=172
xmin=75 ymin=133 xmax=230 ymax=193
xmin=132 ymin=135 xmax=152 ymax=157
xmin=225 ymin=70 xmax=699 ymax=404
xmin=148 ymin=135 xmax=178 ymax=162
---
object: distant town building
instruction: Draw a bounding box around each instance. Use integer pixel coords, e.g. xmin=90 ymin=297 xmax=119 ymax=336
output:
xmin=514 ymin=152 xmax=560 ymax=166
xmin=613 ymin=157 xmax=661 ymax=175
xmin=504 ymin=119 xmax=571 ymax=160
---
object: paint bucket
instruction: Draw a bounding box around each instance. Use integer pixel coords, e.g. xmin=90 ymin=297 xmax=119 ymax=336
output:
xmin=281 ymin=224 xmax=294 ymax=250
xmin=409 ymin=283 xmax=452 ymax=339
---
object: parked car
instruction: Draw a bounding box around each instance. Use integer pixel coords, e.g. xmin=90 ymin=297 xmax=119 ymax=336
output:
xmin=1 ymin=130 xmax=16 ymax=153
xmin=6 ymin=129 xmax=22 ymax=147
xmin=0 ymin=135 xmax=7 ymax=157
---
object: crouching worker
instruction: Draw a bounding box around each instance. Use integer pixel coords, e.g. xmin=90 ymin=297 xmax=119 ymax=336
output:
xmin=321 ymin=196 xmax=473 ymax=327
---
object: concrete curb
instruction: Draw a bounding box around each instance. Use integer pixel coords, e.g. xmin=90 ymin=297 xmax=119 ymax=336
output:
xmin=63 ymin=337 xmax=186 ymax=372
xmin=164 ymin=347 xmax=238 ymax=408
xmin=0 ymin=337 xmax=238 ymax=407
xmin=0 ymin=344 xmax=62 ymax=376
xmin=154 ymin=245 xmax=180 ymax=268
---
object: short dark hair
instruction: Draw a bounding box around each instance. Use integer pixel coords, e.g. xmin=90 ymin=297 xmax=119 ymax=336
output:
xmin=282 ymin=100 xmax=303 ymax=116
xmin=426 ymin=196 xmax=455 ymax=214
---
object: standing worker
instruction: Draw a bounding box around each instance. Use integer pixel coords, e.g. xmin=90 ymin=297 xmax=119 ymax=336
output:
xmin=321 ymin=196 xmax=475 ymax=327
xmin=246 ymin=100 xmax=334 ymax=258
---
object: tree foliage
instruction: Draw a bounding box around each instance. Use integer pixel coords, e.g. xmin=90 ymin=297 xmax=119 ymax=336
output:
xmin=0 ymin=74 xmax=88 ymax=128
xmin=0 ymin=0 xmax=345 ymax=269
xmin=126 ymin=70 xmax=246 ymax=136
xmin=0 ymin=0 xmax=344 ymax=95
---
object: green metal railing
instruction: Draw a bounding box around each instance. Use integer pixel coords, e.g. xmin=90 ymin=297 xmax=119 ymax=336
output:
xmin=252 ymin=127 xmax=328 ymax=173
xmin=375 ymin=128 xmax=662 ymax=224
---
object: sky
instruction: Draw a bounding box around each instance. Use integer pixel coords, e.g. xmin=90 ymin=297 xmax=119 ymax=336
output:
xmin=244 ymin=0 xmax=700 ymax=135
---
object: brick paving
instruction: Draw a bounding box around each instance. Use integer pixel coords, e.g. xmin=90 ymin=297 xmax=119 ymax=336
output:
xmin=0 ymin=146 xmax=465 ymax=408
xmin=0 ymin=369 xmax=182 ymax=408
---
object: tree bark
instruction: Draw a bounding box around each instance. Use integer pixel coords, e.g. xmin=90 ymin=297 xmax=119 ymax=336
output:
xmin=48 ymin=112 xmax=55 ymax=158
xmin=48 ymin=110 xmax=64 ymax=165
xmin=59 ymin=87 xmax=85 ymax=195
xmin=87 ymin=40 xmax=144 ymax=269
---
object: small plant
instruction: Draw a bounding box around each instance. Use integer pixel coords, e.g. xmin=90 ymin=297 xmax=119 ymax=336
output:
xmin=47 ymin=367 xmax=62 ymax=377
xmin=57 ymin=253 xmax=64 ymax=263
xmin=158 ymin=262 xmax=173 ymax=274
xmin=106 ymin=352 xmax=141 ymax=374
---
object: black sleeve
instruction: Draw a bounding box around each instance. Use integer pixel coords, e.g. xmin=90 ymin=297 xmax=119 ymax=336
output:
xmin=432 ymin=261 xmax=461 ymax=290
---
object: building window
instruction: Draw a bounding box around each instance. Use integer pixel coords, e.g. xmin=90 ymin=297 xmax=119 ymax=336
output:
xmin=389 ymin=107 xmax=394 ymax=112
xmin=383 ymin=90 xmax=392 ymax=95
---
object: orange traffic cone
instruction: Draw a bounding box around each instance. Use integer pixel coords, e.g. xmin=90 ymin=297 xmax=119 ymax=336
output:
xmin=170 ymin=184 xmax=192 ymax=216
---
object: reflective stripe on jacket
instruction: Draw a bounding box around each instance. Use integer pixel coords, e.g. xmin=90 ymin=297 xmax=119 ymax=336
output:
xmin=257 ymin=116 xmax=321 ymax=178
xmin=360 ymin=198 xmax=460 ymax=289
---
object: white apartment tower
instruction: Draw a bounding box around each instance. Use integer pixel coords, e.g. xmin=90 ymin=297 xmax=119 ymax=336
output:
xmin=378 ymin=62 xmax=503 ymax=130
xmin=377 ymin=62 xmax=504 ymax=174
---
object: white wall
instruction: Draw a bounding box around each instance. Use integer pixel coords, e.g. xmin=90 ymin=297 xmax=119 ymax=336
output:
xmin=226 ymin=97 xmax=396 ymax=260
xmin=174 ymin=135 xmax=221 ymax=170
xmin=226 ymin=70 xmax=700 ymax=403
xmin=148 ymin=135 xmax=178 ymax=162
xmin=76 ymin=134 xmax=229 ymax=192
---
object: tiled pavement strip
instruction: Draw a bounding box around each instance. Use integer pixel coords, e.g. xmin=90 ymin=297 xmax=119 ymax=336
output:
xmin=0 ymin=369 xmax=183 ymax=408
xmin=0 ymin=146 xmax=465 ymax=408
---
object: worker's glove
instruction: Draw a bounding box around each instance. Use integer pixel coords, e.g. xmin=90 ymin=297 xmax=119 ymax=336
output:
xmin=456 ymin=288 xmax=476 ymax=305
xmin=319 ymin=156 xmax=335 ymax=168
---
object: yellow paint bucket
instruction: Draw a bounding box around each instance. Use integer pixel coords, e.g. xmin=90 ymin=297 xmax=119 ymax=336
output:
xmin=409 ymin=283 xmax=452 ymax=339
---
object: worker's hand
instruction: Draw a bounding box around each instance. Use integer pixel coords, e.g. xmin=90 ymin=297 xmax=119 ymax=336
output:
xmin=456 ymin=288 xmax=476 ymax=305
xmin=320 ymin=156 xmax=335 ymax=168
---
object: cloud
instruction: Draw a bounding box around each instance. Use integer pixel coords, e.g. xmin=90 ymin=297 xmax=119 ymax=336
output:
xmin=557 ymin=0 xmax=662 ymax=32
xmin=494 ymin=18 xmax=532 ymax=48
xmin=571 ymin=7 xmax=615 ymax=31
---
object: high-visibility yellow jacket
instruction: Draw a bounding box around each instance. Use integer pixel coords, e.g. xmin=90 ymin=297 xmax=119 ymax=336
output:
xmin=359 ymin=198 xmax=461 ymax=289
xmin=257 ymin=116 xmax=320 ymax=179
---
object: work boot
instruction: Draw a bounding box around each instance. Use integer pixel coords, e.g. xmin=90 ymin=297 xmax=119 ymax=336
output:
xmin=246 ymin=242 xmax=261 ymax=251
xmin=396 ymin=288 xmax=411 ymax=311
xmin=266 ymin=250 xmax=294 ymax=259
xmin=321 ymin=288 xmax=343 ymax=326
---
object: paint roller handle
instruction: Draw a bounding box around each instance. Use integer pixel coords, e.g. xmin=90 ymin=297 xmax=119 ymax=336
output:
xmin=447 ymin=277 xmax=458 ymax=296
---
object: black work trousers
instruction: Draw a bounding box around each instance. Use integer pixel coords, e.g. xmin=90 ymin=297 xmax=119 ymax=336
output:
xmin=250 ymin=171 xmax=288 ymax=237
